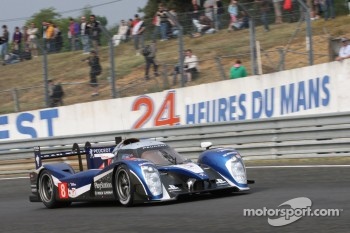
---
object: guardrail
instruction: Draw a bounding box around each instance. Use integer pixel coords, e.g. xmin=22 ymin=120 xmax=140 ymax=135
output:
xmin=1 ymin=111 xmax=350 ymax=176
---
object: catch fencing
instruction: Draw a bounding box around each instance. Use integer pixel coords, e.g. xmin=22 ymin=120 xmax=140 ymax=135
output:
xmin=1 ymin=1 xmax=347 ymax=114
xmin=1 ymin=111 xmax=350 ymax=176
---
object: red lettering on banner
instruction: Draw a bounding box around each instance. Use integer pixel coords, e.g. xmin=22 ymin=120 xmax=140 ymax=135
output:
xmin=154 ymin=91 xmax=180 ymax=126
xmin=132 ymin=96 xmax=154 ymax=129
xmin=132 ymin=91 xmax=180 ymax=129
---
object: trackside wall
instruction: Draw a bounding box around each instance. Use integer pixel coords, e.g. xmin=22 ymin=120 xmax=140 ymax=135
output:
xmin=0 ymin=60 xmax=349 ymax=141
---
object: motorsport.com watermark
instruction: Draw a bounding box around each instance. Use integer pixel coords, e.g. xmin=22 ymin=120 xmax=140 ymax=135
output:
xmin=243 ymin=197 xmax=343 ymax=227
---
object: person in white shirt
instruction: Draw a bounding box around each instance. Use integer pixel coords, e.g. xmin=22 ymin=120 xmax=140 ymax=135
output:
xmin=113 ymin=20 xmax=129 ymax=47
xmin=80 ymin=16 xmax=90 ymax=54
xmin=27 ymin=22 xmax=38 ymax=57
xmin=184 ymin=49 xmax=199 ymax=82
xmin=335 ymin=37 xmax=350 ymax=61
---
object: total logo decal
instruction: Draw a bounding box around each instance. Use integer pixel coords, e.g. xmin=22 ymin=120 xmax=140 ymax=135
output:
xmin=243 ymin=197 xmax=343 ymax=226
xmin=215 ymin=179 xmax=228 ymax=186
xmin=168 ymin=185 xmax=181 ymax=192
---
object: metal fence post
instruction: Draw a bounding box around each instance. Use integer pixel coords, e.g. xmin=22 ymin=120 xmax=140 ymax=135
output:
xmin=162 ymin=64 xmax=169 ymax=89
xmin=239 ymin=3 xmax=258 ymax=75
xmin=277 ymin=47 xmax=285 ymax=71
xmin=99 ymin=24 xmax=118 ymax=98
xmin=166 ymin=12 xmax=186 ymax=87
xmin=37 ymin=40 xmax=49 ymax=107
xmin=215 ymin=57 xmax=227 ymax=80
xmin=297 ymin=0 xmax=314 ymax=65
xmin=12 ymin=88 xmax=20 ymax=112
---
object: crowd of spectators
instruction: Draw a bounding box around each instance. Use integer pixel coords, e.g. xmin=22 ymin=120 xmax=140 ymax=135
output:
xmin=0 ymin=0 xmax=346 ymax=90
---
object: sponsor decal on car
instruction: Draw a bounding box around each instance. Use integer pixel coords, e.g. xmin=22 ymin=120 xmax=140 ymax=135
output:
xmin=168 ymin=185 xmax=181 ymax=192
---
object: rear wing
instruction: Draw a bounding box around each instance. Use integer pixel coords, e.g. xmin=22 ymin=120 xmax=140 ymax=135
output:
xmin=34 ymin=137 xmax=122 ymax=170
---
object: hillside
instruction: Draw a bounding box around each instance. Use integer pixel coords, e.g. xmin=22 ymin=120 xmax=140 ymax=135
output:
xmin=0 ymin=15 xmax=350 ymax=114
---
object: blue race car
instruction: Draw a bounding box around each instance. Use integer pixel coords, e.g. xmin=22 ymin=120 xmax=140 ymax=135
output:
xmin=29 ymin=137 xmax=253 ymax=208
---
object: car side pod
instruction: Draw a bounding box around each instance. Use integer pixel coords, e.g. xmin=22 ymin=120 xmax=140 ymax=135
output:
xmin=247 ymin=180 xmax=255 ymax=184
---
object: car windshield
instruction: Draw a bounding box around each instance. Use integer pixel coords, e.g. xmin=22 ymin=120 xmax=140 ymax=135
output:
xmin=139 ymin=147 xmax=188 ymax=165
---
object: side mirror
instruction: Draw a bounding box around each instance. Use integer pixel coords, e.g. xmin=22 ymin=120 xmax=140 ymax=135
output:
xmin=201 ymin=142 xmax=212 ymax=150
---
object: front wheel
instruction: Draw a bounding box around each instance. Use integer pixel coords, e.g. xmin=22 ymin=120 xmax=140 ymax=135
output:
xmin=115 ymin=165 xmax=134 ymax=207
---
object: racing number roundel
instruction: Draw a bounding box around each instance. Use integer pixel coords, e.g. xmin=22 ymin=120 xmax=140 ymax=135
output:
xmin=58 ymin=182 xmax=69 ymax=199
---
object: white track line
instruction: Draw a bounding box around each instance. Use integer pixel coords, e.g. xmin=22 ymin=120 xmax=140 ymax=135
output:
xmin=0 ymin=177 xmax=28 ymax=181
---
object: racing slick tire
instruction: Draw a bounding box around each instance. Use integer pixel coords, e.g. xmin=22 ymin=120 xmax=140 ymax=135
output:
xmin=38 ymin=170 xmax=71 ymax=208
xmin=115 ymin=165 xmax=134 ymax=207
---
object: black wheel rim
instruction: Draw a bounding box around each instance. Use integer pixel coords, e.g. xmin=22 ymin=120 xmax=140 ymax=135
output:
xmin=117 ymin=170 xmax=130 ymax=202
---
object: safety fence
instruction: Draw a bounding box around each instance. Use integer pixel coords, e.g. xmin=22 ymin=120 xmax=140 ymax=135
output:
xmin=1 ymin=111 xmax=350 ymax=176
xmin=2 ymin=1 xmax=349 ymax=114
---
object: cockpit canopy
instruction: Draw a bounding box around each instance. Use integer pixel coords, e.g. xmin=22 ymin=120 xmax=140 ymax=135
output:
xmin=113 ymin=140 xmax=188 ymax=166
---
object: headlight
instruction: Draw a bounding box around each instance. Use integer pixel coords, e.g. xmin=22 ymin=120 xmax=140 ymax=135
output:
xmin=141 ymin=166 xmax=162 ymax=196
xmin=226 ymin=156 xmax=247 ymax=184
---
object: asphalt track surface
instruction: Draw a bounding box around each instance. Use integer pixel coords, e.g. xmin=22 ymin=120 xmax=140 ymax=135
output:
xmin=0 ymin=166 xmax=349 ymax=233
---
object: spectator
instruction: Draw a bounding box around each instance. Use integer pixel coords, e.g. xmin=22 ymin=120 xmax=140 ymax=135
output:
xmin=158 ymin=4 xmax=169 ymax=41
xmin=27 ymin=22 xmax=38 ymax=57
xmin=87 ymin=15 xmax=101 ymax=54
xmin=230 ymin=59 xmax=247 ymax=79
xmin=113 ymin=20 xmax=129 ymax=47
xmin=22 ymin=26 xmax=29 ymax=49
xmin=312 ymin=0 xmax=322 ymax=20
xmin=203 ymin=0 xmax=215 ymax=20
xmin=227 ymin=0 xmax=238 ymax=32
xmin=335 ymin=38 xmax=350 ymax=61
xmin=323 ymin=0 xmax=335 ymax=20
xmin=84 ymin=50 xmax=102 ymax=96
xmin=168 ymin=8 xmax=179 ymax=38
xmin=53 ymin=24 xmax=62 ymax=53
xmin=2 ymin=46 xmax=21 ymax=65
xmin=69 ymin=18 xmax=80 ymax=51
xmin=48 ymin=79 xmax=64 ymax=107
xmin=143 ymin=40 xmax=159 ymax=80
xmin=273 ymin=0 xmax=283 ymax=24
xmin=126 ymin=18 xmax=133 ymax=41
xmin=0 ymin=25 xmax=9 ymax=61
xmin=255 ymin=0 xmax=270 ymax=32
xmin=190 ymin=1 xmax=202 ymax=21
xmin=192 ymin=14 xmax=215 ymax=37
xmin=46 ymin=21 xmax=55 ymax=52
xmin=12 ymin=26 xmax=22 ymax=53
xmin=131 ymin=14 xmax=145 ymax=56
xmin=20 ymin=47 xmax=32 ymax=61
xmin=80 ymin=16 xmax=90 ymax=54
xmin=184 ymin=49 xmax=199 ymax=82
xmin=237 ymin=11 xmax=250 ymax=30
xmin=214 ymin=0 xmax=224 ymax=30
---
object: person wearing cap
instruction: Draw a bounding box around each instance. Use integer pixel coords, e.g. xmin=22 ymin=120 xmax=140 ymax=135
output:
xmin=230 ymin=59 xmax=247 ymax=79
xmin=335 ymin=38 xmax=350 ymax=61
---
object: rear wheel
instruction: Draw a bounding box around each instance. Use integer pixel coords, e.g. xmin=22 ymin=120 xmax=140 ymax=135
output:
xmin=38 ymin=170 xmax=70 ymax=208
xmin=115 ymin=165 xmax=134 ymax=206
